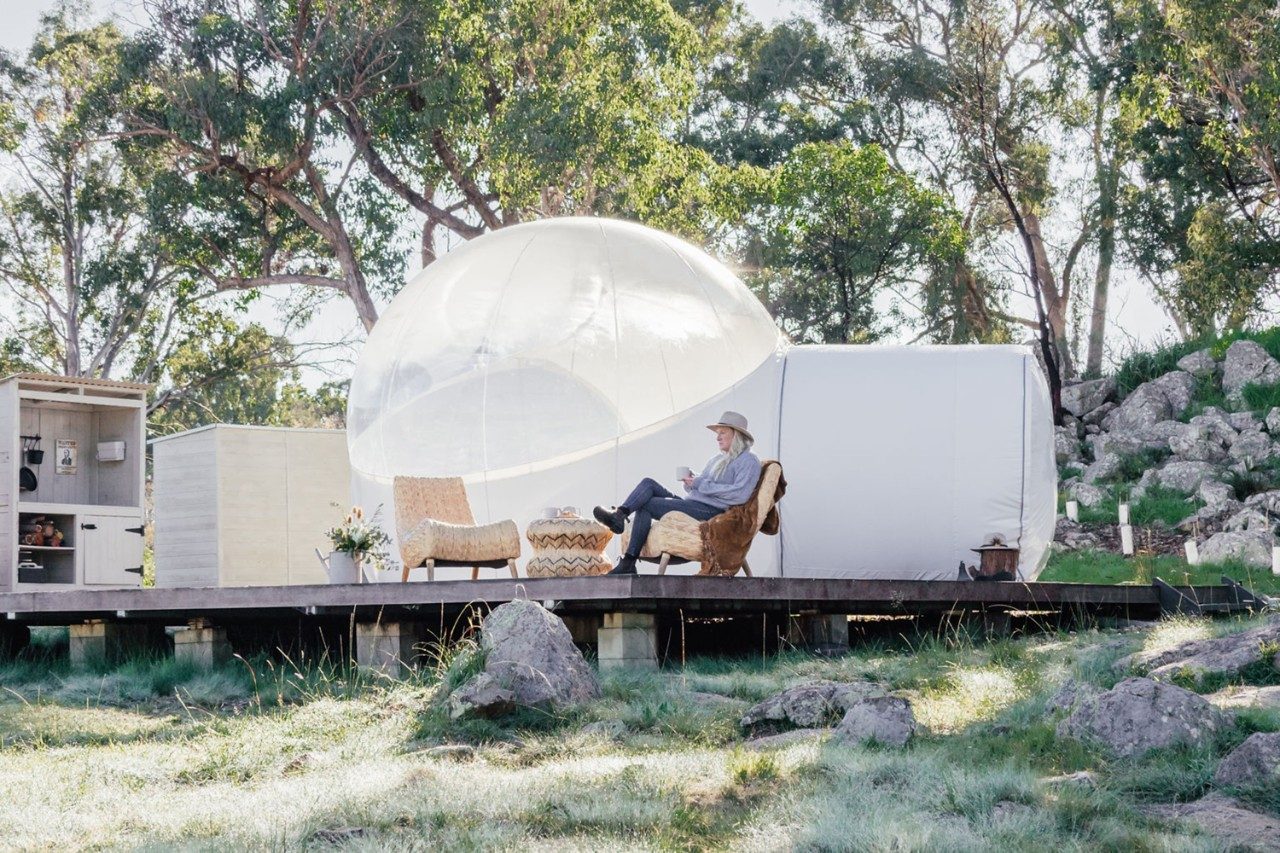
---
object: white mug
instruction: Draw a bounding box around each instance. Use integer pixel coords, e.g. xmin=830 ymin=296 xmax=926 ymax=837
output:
xmin=677 ymin=466 xmax=693 ymax=481
xmin=542 ymin=506 xmax=559 ymax=519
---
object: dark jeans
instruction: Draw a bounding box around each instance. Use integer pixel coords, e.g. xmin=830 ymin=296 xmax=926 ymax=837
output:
xmin=621 ymin=477 xmax=723 ymax=557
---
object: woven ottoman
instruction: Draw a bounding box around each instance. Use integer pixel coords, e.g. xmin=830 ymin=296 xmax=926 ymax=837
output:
xmin=525 ymin=516 xmax=613 ymax=577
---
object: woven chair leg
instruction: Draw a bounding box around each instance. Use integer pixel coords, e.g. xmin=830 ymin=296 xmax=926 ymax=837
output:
xmin=507 ymin=558 xmax=518 ymax=578
xmin=426 ymin=559 xmax=435 ymax=582
xmin=658 ymin=553 xmax=671 ymax=575
xmin=740 ymin=559 xmax=752 ymax=578
xmin=471 ymin=566 xmax=480 ymax=580
xmin=401 ymin=562 xmax=411 ymax=583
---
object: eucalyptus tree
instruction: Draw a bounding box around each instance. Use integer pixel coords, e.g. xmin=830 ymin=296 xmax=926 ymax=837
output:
xmin=117 ymin=0 xmax=413 ymax=331
xmin=0 ymin=8 xmax=236 ymax=386
xmin=1118 ymin=0 xmax=1280 ymax=337
xmin=807 ymin=0 xmax=1121 ymax=418
xmin=337 ymin=0 xmax=709 ymax=262
xmin=754 ymin=141 xmax=964 ymax=344
xmin=1046 ymin=0 xmax=1131 ymax=377
xmin=118 ymin=0 xmax=710 ymax=330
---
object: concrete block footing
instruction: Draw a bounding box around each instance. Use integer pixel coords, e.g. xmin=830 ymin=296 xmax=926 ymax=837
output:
xmin=174 ymin=626 xmax=232 ymax=667
xmin=598 ymin=612 xmax=657 ymax=670
xmin=69 ymin=622 xmax=157 ymax=668
xmin=356 ymin=622 xmax=425 ymax=677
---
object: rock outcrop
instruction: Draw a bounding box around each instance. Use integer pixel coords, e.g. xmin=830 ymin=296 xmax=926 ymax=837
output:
xmin=740 ymin=680 xmax=887 ymax=729
xmin=1114 ymin=616 xmax=1280 ymax=683
xmin=832 ymin=696 xmax=916 ymax=748
xmin=1056 ymin=677 xmax=1231 ymax=757
xmin=1223 ymin=340 xmax=1280 ymax=402
xmin=449 ymin=599 xmax=600 ymax=718
xmin=1213 ymin=732 xmax=1280 ymax=788
xmin=741 ymin=680 xmax=916 ymax=748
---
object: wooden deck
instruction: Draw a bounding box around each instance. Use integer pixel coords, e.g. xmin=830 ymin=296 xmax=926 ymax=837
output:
xmin=0 ymin=576 xmax=1262 ymax=626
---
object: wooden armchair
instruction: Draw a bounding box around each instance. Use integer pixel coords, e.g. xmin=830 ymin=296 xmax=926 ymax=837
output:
xmin=620 ymin=460 xmax=784 ymax=576
xmin=394 ymin=476 xmax=521 ymax=581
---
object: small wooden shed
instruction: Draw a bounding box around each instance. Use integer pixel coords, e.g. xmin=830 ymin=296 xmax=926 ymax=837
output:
xmin=151 ymin=425 xmax=350 ymax=588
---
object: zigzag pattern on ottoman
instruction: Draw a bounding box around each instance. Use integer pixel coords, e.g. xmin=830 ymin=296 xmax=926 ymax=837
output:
xmin=525 ymin=516 xmax=613 ymax=577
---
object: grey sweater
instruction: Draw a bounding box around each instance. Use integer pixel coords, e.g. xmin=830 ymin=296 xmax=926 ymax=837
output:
xmin=685 ymin=451 xmax=762 ymax=509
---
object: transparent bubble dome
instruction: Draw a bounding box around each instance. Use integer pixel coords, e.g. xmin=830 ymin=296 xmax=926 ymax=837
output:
xmin=348 ymin=217 xmax=786 ymax=479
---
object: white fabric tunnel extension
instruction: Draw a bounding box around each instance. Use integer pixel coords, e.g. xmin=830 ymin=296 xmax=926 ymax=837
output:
xmin=347 ymin=217 xmax=1057 ymax=581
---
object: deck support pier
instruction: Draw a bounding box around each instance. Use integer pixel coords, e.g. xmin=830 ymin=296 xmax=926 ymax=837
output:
xmin=174 ymin=619 xmax=232 ymax=667
xmin=0 ymin=623 xmax=29 ymax=659
xmin=788 ymin=612 xmax=849 ymax=654
xmin=356 ymin=621 xmax=425 ymax=677
xmin=69 ymin=620 xmax=156 ymax=668
xmin=598 ymin=612 xmax=657 ymax=670
xmin=561 ymin=614 xmax=600 ymax=646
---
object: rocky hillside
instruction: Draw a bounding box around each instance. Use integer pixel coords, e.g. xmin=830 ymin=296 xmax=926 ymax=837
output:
xmin=1057 ymin=339 xmax=1280 ymax=567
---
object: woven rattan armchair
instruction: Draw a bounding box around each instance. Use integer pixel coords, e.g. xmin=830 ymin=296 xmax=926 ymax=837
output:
xmin=394 ymin=476 xmax=521 ymax=581
xmin=620 ymin=461 xmax=784 ymax=576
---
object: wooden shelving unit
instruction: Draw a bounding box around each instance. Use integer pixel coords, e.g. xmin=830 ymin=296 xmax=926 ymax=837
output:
xmin=0 ymin=374 xmax=149 ymax=590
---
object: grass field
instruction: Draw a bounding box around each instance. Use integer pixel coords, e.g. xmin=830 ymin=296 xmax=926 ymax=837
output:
xmin=1040 ymin=549 xmax=1280 ymax=596
xmin=0 ymin=612 xmax=1276 ymax=849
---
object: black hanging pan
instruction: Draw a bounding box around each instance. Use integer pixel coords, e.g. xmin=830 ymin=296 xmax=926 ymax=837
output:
xmin=19 ymin=466 xmax=36 ymax=492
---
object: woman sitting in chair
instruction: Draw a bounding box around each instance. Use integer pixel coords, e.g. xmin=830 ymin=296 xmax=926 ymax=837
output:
xmin=594 ymin=411 xmax=762 ymax=575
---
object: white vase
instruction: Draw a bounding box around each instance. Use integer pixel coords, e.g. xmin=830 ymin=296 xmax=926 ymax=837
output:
xmin=326 ymin=551 xmax=360 ymax=584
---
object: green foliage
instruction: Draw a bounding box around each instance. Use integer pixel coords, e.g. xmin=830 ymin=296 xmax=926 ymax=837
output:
xmin=1074 ymin=483 xmax=1191 ymax=527
xmin=1241 ymin=381 xmax=1280 ymax=412
xmin=1118 ymin=0 xmax=1280 ymax=337
xmin=1114 ymin=326 xmax=1280 ymax=398
xmin=324 ymin=505 xmax=392 ymax=566
xmin=753 ymin=140 xmax=964 ymax=343
xmin=728 ymin=748 xmax=781 ymax=784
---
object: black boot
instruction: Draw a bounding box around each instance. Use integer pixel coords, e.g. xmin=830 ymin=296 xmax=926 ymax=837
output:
xmin=593 ymin=505 xmax=627 ymax=535
xmin=608 ymin=554 xmax=638 ymax=575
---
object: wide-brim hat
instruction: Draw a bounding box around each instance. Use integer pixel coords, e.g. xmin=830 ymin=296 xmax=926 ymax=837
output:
xmin=706 ymin=411 xmax=753 ymax=443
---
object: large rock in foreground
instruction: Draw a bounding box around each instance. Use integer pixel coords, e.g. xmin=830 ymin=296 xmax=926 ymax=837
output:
xmin=1213 ymin=732 xmax=1280 ymax=788
xmin=742 ymin=680 xmax=916 ymax=748
xmin=832 ymin=696 xmax=916 ymax=748
xmin=740 ymin=680 xmax=886 ymax=729
xmin=449 ymin=599 xmax=600 ymax=718
xmin=1056 ymin=677 xmax=1230 ymax=757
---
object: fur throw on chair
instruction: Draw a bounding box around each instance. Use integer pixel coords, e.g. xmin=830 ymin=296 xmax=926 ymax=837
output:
xmin=698 ymin=461 xmax=787 ymax=576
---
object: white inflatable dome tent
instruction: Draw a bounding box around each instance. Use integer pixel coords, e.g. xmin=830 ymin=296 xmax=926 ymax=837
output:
xmin=348 ymin=218 xmax=1056 ymax=581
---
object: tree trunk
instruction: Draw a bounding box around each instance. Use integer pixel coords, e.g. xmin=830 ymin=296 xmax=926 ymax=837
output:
xmin=1085 ymin=187 xmax=1115 ymax=378
xmin=61 ymin=166 xmax=81 ymax=376
xmin=1022 ymin=210 xmax=1073 ymax=380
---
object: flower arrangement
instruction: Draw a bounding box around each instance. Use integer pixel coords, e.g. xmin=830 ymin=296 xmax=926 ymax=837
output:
xmin=326 ymin=505 xmax=392 ymax=568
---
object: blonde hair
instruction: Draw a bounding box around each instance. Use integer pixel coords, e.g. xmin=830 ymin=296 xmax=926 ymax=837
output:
xmin=712 ymin=430 xmax=752 ymax=477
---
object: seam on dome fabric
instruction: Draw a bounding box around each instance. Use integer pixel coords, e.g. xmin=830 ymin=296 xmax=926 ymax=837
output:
xmin=659 ymin=233 xmax=750 ymax=370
